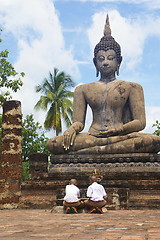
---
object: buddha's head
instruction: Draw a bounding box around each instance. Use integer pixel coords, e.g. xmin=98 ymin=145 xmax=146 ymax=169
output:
xmin=93 ymin=15 xmax=122 ymax=77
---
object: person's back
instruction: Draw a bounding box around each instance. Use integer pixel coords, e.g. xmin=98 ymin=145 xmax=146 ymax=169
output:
xmin=87 ymin=181 xmax=106 ymax=201
xmin=63 ymin=179 xmax=83 ymax=214
xmin=85 ymin=176 xmax=107 ymax=214
xmin=64 ymin=183 xmax=80 ymax=203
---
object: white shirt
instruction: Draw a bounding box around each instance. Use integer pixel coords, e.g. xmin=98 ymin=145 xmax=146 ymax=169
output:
xmin=87 ymin=182 xmax=107 ymax=201
xmin=64 ymin=184 xmax=80 ymax=203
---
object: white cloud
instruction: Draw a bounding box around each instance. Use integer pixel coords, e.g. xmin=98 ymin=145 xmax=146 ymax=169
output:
xmin=0 ymin=0 xmax=80 ymax=125
xmin=87 ymin=10 xmax=160 ymax=70
xmin=0 ymin=0 xmax=80 ymax=76
xmin=62 ymin=0 xmax=160 ymax=10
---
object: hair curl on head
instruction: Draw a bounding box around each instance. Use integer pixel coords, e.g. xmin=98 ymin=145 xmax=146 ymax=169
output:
xmin=94 ymin=36 xmax=122 ymax=64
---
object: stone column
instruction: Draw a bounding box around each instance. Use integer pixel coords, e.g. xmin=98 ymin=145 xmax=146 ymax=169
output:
xmin=0 ymin=100 xmax=22 ymax=208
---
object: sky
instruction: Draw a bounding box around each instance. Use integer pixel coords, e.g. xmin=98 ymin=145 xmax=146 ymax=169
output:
xmin=0 ymin=0 xmax=160 ymax=137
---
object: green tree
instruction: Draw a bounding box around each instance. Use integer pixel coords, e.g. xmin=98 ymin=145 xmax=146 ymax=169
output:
xmin=22 ymin=114 xmax=49 ymax=162
xmin=34 ymin=68 xmax=75 ymax=136
xmin=0 ymin=114 xmax=2 ymax=153
xmin=152 ymin=120 xmax=160 ymax=136
xmin=0 ymin=30 xmax=25 ymax=106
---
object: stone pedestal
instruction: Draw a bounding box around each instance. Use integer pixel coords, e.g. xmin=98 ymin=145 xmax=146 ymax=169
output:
xmin=48 ymin=153 xmax=160 ymax=209
xmin=20 ymin=153 xmax=160 ymax=209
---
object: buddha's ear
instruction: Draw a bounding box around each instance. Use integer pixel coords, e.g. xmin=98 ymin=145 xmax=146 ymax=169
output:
xmin=116 ymin=65 xmax=120 ymax=76
xmin=93 ymin=57 xmax=96 ymax=67
xmin=116 ymin=56 xmax=122 ymax=76
xmin=119 ymin=56 xmax=122 ymax=65
xmin=93 ymin=57 xmax=99 ymax=77
xmin=116 ymin=62 xmax=121 ymax=76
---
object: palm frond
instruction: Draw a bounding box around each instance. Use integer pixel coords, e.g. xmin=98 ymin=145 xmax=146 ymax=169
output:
xmin=35 ymin=68 xmax=75 ymax=134
xmin=44 ymin=103 xmax=56 ymax=130
xmin=34 ymin=96 xmax=51 ymax=110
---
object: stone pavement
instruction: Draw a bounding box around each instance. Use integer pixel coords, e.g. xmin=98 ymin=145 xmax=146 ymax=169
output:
xmin=0 ymin=209 xmax=160 ymax=240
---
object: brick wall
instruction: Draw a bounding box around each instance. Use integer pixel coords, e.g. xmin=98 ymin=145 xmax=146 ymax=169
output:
xmin=0 ymin=100 xmax=22 ymax=208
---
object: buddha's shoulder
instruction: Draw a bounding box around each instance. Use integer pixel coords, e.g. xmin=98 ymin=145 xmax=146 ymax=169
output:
xmin=118 ymin=80 xmax=143 ymax=89
xmin=74 ymin=80 xmax=143 ymax=92
xmin=74 ymin=81 xmax=100 ymax=91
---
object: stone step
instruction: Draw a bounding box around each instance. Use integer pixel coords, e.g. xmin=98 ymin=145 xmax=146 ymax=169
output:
xmin=21 ymin=180 xmax=160 ymax=209
xmin=129 ymin=200 xmax=160 ymax=209
xmin=129 ymin=190 xmax=160 ymax=209
xmin=130 ymin=190 xmax=160 ymax=199
xmin=22 ymin=179 xmax=160 ymax=191
xmin=18 ymin=195 xmax=56 ymax=209
xmin=20 ymin=184 xmax=129 ymax=210
xmin=21 ymin=180 xmax=67 ymax=190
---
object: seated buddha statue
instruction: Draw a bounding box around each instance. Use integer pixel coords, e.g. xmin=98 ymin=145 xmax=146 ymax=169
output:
xmin=47 ymin=15 xmax=160 ymax=154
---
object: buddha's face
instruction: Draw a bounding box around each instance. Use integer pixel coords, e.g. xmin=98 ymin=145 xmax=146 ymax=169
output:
xmin=95 ymin=49 xmax=119 ymax=77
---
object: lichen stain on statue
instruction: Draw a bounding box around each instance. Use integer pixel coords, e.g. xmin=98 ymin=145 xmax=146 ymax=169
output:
xmin=47 ymin=15 xmax=160 ymax=155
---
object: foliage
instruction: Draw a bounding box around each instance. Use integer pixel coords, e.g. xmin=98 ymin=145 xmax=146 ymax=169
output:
xmin=22 ymin=114 xmax=49 ymax=162
xmin=34 ymin=68 xmax=75 ymax=136
xmin=22 ymin=161 xmax=29 ymax=181
xmin=0 ymin=30 xmax=25 ymax=106
xmin=152 ymin=120 xmax=160 ymax=136
xmin=0 ymin=114 xmax=2 ymax=153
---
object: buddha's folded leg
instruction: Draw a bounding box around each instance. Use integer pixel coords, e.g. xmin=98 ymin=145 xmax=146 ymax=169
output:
xmin=76 ymin=133 xmax=160 ymax=154
xmin=47 ymin=133 xmax=131 ymax=154
xmin=47 ymin=132 xmax=160 ymax=154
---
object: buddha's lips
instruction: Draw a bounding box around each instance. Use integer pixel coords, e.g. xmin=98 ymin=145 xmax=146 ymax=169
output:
xmin=102 ymin=66 xmax=110 ymax=70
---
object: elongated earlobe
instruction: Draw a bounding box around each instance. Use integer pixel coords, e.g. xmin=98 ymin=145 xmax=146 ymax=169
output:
xmin=93 ymin=57 xmax=99 ymax=77
xmin=116 ymin=65 xmax=120 ymax=76
xmin=96 ymin=69 xmax=99 ymax=77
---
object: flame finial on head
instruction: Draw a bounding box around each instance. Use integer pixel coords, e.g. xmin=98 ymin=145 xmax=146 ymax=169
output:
xmin=104 ymin=14 xmax=111 ymax=37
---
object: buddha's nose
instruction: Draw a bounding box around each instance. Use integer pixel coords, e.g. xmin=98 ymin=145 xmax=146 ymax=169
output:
xmin=103 ymin=59 xmax=109 ymax=66
xmin=103 ymin=62 xmax=109 ymax=67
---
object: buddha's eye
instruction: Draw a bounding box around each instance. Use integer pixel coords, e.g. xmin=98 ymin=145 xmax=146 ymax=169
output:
xmin=98 ymin=55 xmax=105 ymax=61
xmin=107 ymin=55 xmax=115 ymax=60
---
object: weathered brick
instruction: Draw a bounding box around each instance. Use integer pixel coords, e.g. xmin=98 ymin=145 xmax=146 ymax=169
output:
xmin=2 ymin=114 xmax=22 ymax=126
xmin=6 ymin=179 xmax=21 ymax=193
xmin=1 ymin=153 xmax=22 ymax=165
xmin=2 ymin=100 xmax=21 ymax=114
xmin=29 ymin=153 xmax=48 ymax=163
xmin=2 ymin=128 xmax=22 ymax=136
xmin=2 ymin=138 xmax=21 ymax=152
xmin=0 ymin=195 xmax=20 ymax=204
xmin=29 ymin=153 xmax=48 ymax=179
xmin=0 ymin=180 xmax=6 ymax=193
xmin=0 ymin=167 xmax=22 ymax=179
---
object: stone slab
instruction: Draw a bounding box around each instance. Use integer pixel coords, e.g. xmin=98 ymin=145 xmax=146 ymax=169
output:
xmin=50 ymin=153 xmax=160 ymax=164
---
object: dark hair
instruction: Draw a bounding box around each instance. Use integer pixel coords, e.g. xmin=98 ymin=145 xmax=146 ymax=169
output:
xmin=94 ymin=36 xmax=122 ymax=64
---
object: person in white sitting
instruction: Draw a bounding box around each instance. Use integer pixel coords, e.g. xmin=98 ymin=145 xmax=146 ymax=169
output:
xmin=85 ymin=176 xmax=107 ymax=213
xmin=63 ymin=179 xmax=84 ymax=213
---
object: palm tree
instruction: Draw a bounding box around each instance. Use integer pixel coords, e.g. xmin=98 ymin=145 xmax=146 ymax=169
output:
xmin=34 ymin=68 xmax=75 ymax=136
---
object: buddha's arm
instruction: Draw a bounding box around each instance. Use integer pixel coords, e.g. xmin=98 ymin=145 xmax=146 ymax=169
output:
xmin=63 ymin=85 xmax=87 ymax=150
xmin=122 ymin=83 xmax=146 ymax=134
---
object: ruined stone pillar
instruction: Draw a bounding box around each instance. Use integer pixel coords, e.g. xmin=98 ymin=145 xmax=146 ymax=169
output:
xmin=29 ymin=153 xmax=48 ymax=180
xmin=0 ymin=100 xmax=22 ymax=208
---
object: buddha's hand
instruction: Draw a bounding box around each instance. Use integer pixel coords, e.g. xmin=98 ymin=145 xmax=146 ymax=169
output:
xmin=99 ymin=127 xmax=123 ymax=137
xmin=63 ymin=127 xmax=76 ymax=150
